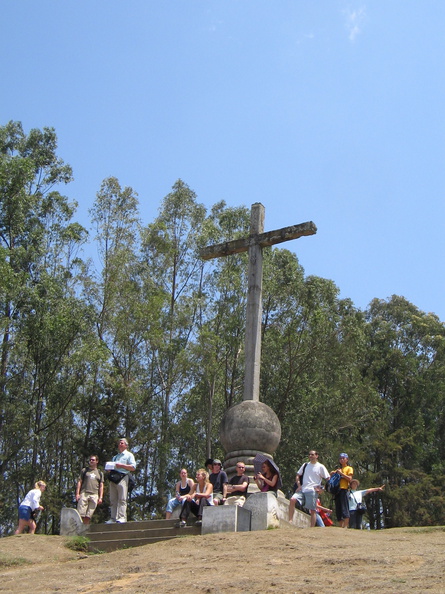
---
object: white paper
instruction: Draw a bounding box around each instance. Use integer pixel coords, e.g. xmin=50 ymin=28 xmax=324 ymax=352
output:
xmin=105 ymin=461 xmax=116 ymax=470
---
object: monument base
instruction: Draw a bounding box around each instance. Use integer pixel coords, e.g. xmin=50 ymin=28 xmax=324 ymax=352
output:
xmin=201 ymin=504 xmax=251 ymax=535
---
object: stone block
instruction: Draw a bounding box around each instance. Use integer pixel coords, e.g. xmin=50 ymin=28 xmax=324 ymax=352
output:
xmin=201 ymin=504 xmax=251 ymax=535
xmin=60 ymin=507 xmax=88 ymax=536
xmin=243 ymin=492 xmax=280 ymax=531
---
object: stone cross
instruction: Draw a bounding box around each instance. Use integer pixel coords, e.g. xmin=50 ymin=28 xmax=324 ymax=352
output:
xmin=199 ymin=203 xmax=317 ymax=402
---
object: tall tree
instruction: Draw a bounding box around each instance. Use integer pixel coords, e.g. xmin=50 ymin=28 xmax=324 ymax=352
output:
xmin=0 ymin=121 xmax=89 ymax=532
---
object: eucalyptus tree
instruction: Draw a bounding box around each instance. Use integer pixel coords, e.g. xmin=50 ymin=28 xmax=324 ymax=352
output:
xmin=260 ymin=248 xmax=376 ymax=486
xmin=140 ymin=180 xmax=207 ymax=508
xmin=362 ymin=296 xmax=445 ymax=526
xmin=87 ymin=178 xmax=152 ymax=485
xmin=0 ymin=121 xmax=90 ymax=533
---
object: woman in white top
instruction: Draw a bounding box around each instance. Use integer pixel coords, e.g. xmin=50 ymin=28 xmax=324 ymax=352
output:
xmin=179 ymin=468 xmax=213 ymax=527
xmin=15 ymin=480 xmax=46 ymax=534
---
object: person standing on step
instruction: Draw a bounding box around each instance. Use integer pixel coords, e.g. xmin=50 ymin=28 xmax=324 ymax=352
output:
xmin=76 ymin=454 xmax=104 ymax=524
xmin=288 ymin=450 xmax=330 ymax=526
xmin=107 ymin=438 xmax=136 ymax=524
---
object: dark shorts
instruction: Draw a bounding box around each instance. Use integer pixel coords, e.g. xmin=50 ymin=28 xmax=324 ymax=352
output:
xmin=18 ymin=505 xmax=32 ymax=521
xmin=335 ymin=489 xmax=350 ymax=521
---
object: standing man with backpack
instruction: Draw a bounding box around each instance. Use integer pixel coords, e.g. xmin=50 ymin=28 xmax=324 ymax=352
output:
xmin=76 ymin=454 xmax=104 ymax=524
xmin=330 ymin=453 xmax=354 ymax=528
xmin=288 ymin=450 xmax=330 ymax=526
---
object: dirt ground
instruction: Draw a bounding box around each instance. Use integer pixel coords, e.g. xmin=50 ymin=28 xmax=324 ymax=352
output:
xmin=0 ymin=526 xmax=444 ymax=593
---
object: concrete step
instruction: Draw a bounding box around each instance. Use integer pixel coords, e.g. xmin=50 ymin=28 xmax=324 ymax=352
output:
xmin=87 ymin=519 xmax=201 ymax=552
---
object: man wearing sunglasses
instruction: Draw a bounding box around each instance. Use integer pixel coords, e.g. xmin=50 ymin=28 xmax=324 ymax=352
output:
xmin=226 ymin=462 xmax=249 ymax=506
xmin=76 ymin=454 xmax=104 ymax=525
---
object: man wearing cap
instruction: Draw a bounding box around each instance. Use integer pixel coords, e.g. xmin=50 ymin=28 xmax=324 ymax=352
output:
xmin=226 ymin=462 xmax=249 ymax=506
xmin=209 ymin=459 xmax=228 ymax=506
xmin=288 ymin=450 xmax=330 ymax=526
xmin=330 ymin=452 xmax=353 ymax=528
xmin=107 ymin=438 xmax=136 ymax=524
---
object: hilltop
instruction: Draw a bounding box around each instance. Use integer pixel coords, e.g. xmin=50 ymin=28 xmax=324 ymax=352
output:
xmin=0 ymin=526 xmax=444 ymax=592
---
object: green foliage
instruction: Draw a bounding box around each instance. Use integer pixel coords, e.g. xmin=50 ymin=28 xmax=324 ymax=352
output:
xmin=64 ymin=535 xmax=90 ymax=552
xmin=1 ymin=121 xmax=445 ymax=531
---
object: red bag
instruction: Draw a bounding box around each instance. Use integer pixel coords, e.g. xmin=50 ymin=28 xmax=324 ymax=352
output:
xmin=320 ymin=511 xmax=333 ymax=526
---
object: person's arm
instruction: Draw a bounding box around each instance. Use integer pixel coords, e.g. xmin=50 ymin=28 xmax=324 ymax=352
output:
xmin=75 ymin=479 xmax=82 ymax=501
xmin=204 ymin=482 xmax=213 ymax=499
xmin=364 ymin=485 xmax=385 ymax=495
xmin=236 ymin=480 xmax=248 ymax=493
xmin=295 ymin=473 xmax=302 ymax=490
xmin=338 ymin=468 xmax=353 ymax=484
xmin=115 ymin=452 xmax=136 ymax=472
xmin=317 ymin=503 xmax=332 ymax=514
xmin=259 ymin=473 xmax=278 ymax=488
xmin=115 ymin=461 xmax=135 ymax=471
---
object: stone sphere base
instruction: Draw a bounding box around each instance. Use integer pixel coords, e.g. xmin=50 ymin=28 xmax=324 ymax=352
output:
xmin=220 ymin=400 xmax=281 ymax=476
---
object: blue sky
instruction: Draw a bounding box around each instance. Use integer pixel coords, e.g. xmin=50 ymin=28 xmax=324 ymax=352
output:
xmin=2 ymin=1 xmax=444 ymax=320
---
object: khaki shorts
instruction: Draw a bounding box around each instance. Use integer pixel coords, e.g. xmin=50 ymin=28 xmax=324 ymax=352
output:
xmin=77 ymin=492 xmax=99 ymax=518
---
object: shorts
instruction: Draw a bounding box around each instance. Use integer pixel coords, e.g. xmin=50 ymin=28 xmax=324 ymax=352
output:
xmin=301 ymin=490 xmax=318 ymax=511
xmin=77 ymin=492 xmax=99 ymax=518
xmin=18 ymin=505 xmax=32 ymax=521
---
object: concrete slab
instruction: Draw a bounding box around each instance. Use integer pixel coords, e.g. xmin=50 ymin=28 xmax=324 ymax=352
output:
xmin=201 ymin=504 xmax=251 ymax=535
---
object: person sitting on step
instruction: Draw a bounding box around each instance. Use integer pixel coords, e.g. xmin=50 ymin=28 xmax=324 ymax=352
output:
xmin=179 ymin=468 xmax=214 ymax=526
xmin=165 ymin=468 xmax=194 ymax=519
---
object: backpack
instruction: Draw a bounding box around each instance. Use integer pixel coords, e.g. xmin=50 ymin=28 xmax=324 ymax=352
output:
xmin=325 ymin=472 xmax=341 ymax=495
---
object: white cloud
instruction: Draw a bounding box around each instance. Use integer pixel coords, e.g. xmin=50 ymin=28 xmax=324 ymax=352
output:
xmin=344 ymin=6 xmax=367 ymax=42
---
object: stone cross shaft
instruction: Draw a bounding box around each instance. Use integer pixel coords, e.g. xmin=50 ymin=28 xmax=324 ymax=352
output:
xmin=200 ymin=203 xmax=317 ymax=402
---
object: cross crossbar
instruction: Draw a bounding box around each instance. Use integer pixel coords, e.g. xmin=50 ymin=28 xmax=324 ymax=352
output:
xmin=199 ymin=221 xmax=317 ymax=260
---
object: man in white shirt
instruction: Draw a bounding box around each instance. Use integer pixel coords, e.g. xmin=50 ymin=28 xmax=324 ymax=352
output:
xmin=288 ymin=450 xmax=330 ymax=527
xmin=107 ymin=438 xmax=136 ymax=524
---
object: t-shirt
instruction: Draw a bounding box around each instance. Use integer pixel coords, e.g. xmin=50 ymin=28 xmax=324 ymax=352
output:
xmin=296 ymin=461 xmax=330 ymax=493
xmin=348 ymin=489 xmax=366 ymax=510
xmin=80 ymin=468 xmax=104 ymax=495
xmin=210 ymin=470 xmax=228 ymax=494
xmin=339 ymin=465 xmax=353 ymax=489
xmin=228 ymin=474 xmax=249 ymax=496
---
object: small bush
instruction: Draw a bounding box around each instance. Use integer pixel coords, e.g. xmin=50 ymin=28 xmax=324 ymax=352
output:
xmin=64 ymin=535 xmax=90 ymax=552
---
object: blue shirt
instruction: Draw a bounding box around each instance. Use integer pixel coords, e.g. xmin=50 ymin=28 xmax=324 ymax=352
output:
xmin=113 ymin=450 xmax=136 ymax=475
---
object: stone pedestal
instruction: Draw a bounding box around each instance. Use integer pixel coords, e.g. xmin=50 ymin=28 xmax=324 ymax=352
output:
xmin=201 ymin=505 xmax=251 ymax=535
xmin=243 ymin=492 xmax=281 ymax=531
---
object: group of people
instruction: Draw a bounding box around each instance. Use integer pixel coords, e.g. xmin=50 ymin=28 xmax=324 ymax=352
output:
xmin=165 ymin=458 xmax=251 ymax=526
xmin=15 ymin=443 xmax=384 ymax=534
xmin=15 ymin=437 xmax=136 ymax=533
xmin=288 ymin=450 xmax=385 ymax=529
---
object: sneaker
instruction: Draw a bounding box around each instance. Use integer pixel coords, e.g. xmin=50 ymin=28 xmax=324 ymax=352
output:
xmin=179 ymin=520 xmax=186 ymax=527
xmin=116 ymin=519 xmax=126 ymax=524
xmin=195 ymin=520 xmax=202 ymax=526
xmin=105 ymin=519 xmax=116 ymax=524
